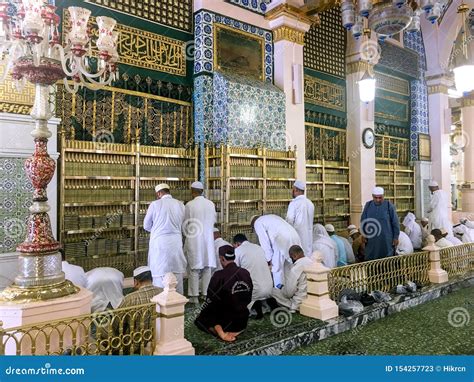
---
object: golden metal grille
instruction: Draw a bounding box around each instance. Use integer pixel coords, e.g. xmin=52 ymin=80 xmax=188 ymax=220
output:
xmin=0 ymin=303 xmax=156 ymax=355
xmin=375 ymin=134 xmax=410 ymax=165
xmin=85 ymin=0 xmax=193 ymax=33
xmin=440 ymin=244 xmax=474 ymax=277
xmin=0 ymin=63 xmax=34 ymax=115
xmin=305 ymin=123 xmax=346 ymax=161
xmin=328 ymin=251 xmax=430 ymax=300
xmin=304 ymin=75 xmax=346 ymax=112
xmin=375 ymin=71 xmax=410 ymax=96
xmin=303 ymin=8 xmax=346 ymax=78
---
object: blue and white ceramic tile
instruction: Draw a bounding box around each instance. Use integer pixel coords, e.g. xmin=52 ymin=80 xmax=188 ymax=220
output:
xmin=0 ymin=157 xmax=32 ymax=253
xmin=227 ymin=0 xmax=270 ymax=14
xmin=194 ymin=9 xmax=274 ymax=82
xmin=404 ymin=31 xmax=430 ymax=161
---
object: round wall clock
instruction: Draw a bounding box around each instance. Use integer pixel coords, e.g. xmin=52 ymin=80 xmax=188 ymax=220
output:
xmin=362 ymin=127 xmax=375 ymax=149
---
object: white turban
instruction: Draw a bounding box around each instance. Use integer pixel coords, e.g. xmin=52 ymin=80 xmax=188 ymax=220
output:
xmin=325 ymin=224 xmax=335 ymax=233
xmin=429 ymin=180 xmax=439 ymax=187
xmin=191 ymin=181 xmax=204 ymax=190
xmin=155 ymin=183 xmax=170 ymax=193
xmin=294 ymin=180 xmax=306 ymax=191
xmin=133 ymin=266 xmax=151 ymax=277
xmin=213 ymin=227 xmax=220 ymax=233
xmin=372 ymin=186 xmax=384 ymax=195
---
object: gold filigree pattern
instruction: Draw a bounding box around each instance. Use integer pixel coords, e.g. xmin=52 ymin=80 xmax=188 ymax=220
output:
xmin=273 ymin=26 xmax=306 ymax=44
xmin=63 ymin=12 xmax=186 ymax=76
xmin=304 ymin=8 xmax=345 ymax=78
xmin=375 ymin=94 xmax=409 ymax=122
xmin=0 ymin=64 xmax=34 ymax=115
xmin=304 ymin=75 xmax=346 ymax=112
xmin=375 ymin=71 xmax=410 ymax=96
xmin=85 ymin=0 xmax=192 ymax=32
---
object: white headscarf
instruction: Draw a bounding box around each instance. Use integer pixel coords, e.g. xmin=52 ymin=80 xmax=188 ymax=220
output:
xmin=86 ymin=267 xmax=124 ymax=313
xmin=313 ymin=224 xmax=337 ymax=248
xmin=313 ymin=224 xmax=338 ymax=268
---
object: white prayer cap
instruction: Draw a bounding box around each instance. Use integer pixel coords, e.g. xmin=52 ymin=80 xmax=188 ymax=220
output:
xmin=191 ymin=181 xmax=204 ymax=190
xmin=294 ymin=180 xmax=306 ymax=191
xmin=155 ymin=183 xmax=170 ymax=193
xmin=347 ymin=224 xmax=357 ymax=230
xmin=325 ymin=224 xmax=335 ymax=233
xmin=429 ymin=180 xmax=439 ymax=187
xmin=421 ymin=217 xmax=429 ymax=223
xmin=372 ymin=186 xmax=384 ymax=195
xmin=349 ymin=228 xmax=359 ymax=236
xmin=213 ymin=227 xmax=220 ymax=233
xmin=133 ymin=266 xmax=151 ymax=278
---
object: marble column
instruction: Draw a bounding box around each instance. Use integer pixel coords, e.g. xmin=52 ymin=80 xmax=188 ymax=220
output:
xmin=266 ymin=1 xmax=311 ymax=180
xmin=460 ymin=98 xmax=474 ymax=212
xmin=426 ymin=75 xmax=453 ymax=218
xmin=414 ymin=161 xmax=432 ymax=218
xmin=346 ymin=38 xmax=377 ymax=225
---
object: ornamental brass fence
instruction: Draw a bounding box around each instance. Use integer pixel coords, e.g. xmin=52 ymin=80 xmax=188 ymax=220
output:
xmin=440 ymin=244 xmax=474 ymax=277
xmin=0 ymin=303 xmax=156 ymax=355
xmin=328 ymin=251 xmax=431 ymax=300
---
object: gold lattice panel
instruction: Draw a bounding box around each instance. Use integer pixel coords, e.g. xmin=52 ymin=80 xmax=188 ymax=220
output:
xmin=304 ymin=8 xmax=346 ymax=78
xmin=0 ymin=64 xmax=34 ymax=115
xmin=85 ymin=0 xmax=193 ymax=33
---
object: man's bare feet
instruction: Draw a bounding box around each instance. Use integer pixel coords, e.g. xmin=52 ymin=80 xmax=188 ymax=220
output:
xmin=214 ymin=325 xmax=236 ymax=342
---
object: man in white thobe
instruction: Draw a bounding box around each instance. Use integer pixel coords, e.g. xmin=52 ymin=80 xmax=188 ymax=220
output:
xmin=213 ymin=227 xmax=231 ymax=273
xmin=453 ymin=224 xmax=474 ymax=243
xmin=272 ymin=245 xmax=314 ymax=313
xmin=233 ymin=233 xmax=273 ymax=319
xmin=183 ymin=181 xmax=217 ymax=303
xmin=252 ymin=214 xmax=302 ymax=287
xmin=402 ymin=212 xmax=422 ymax=250
xmin=86 ymin=267 xmax=124 ymax=313
xmin=395 ymin=231 xmax=414 ymax=255
xmin=427 ymin=181 xmax=453 ymax=236
xmin=431 ymin=229 xmax=453 ymax=248
xmin=419 ymin=217 xmax=430 ymax=247
xmin=61 ymin=249 xmax=87 ymax=288
xmin=286 ymin=180 xmax=314 ymax=257
xmin=460 ymin=218 xmax=474 ymax=229
xmin=144 ymin=183 xmax=186 ymax=294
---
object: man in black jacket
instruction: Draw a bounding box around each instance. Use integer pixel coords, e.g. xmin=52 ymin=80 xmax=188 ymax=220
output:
xmin=195 ymin=245 xmax=253 ymax=342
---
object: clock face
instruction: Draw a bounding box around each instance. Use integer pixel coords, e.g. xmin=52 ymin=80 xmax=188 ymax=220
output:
xmin=363 ymin=128 xmax=375 ymax=149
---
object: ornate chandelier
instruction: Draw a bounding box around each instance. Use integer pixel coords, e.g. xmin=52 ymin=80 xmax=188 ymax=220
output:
xmin=453 ymin=2 xmax=474 ymax=94
xmin=0 ymin=1 xmax=119 ymax=302
xmin=341 ymin=0 xmax=448 ymax=40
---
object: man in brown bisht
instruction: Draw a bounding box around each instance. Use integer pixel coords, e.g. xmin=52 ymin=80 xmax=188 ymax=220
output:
xmin=194 ymin=245 xmax=253 ymax=342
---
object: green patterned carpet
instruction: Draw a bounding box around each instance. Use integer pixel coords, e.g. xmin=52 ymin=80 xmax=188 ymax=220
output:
xmin=286 ymin=286 xmax=474 ymax=355
xmin=184 ymin=306 xmax=324 ymax=355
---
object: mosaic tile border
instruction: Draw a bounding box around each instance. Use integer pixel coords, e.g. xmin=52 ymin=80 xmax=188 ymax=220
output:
xmin=227 ymin=0 xmax=270 ymax=15
xmin=194 ymin=10 xmax=274 ymax=82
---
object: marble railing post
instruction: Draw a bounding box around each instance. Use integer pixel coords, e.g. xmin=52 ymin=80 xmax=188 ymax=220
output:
xmin=461 ymin=98 xmax=474 ymax=212
xmin=300 ymin=252 xmax=339 ymax=321
xmin=152 ymin=273 xmax=194 ymax=355
xmin=423 ymin=235 xmax=448 ymax=284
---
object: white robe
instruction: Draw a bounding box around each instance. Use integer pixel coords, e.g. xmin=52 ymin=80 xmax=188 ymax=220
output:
xmin=254 ymin=214 xmax=302 ymax=287
xmin=463 ymin=220 xmax=474 ymax=229
xmin=213 ymin=237 xmax=231 ymax=272
xmin=312 ymin=224 xmax=338 ymax=269
xmin=454 ymin=225 xmax=474 ymax=243
xmin=340 ymin=237 xmax=355 ymax=264
xmin=62 ymin=261 xmax=87 ymax=288
xmin=235 ymin=241 xmax=273 ymax=302
xmin=86 ymin=267 xmax=124 ymax=313
xmin=396 ymin=231 xmax=414 ymax=255
xmin=446 ymin=235 xmax=463 ymax=246
xmin=286 ymin=195 xmax=315 ymax=257
xmin=183 ymin=195 xmax=217 ymax=270
xmin=403 ymin=212 xmax=422 ymax=249
xmin=435 ymin=237 xmax=453 ymax=248
xmin=272 ymin=256 xmax=314 ymax=312
xmin=428 ymin=190 xmax=453 ymax=236
xmin=144 ymin=194 xmax=186 ymax=278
